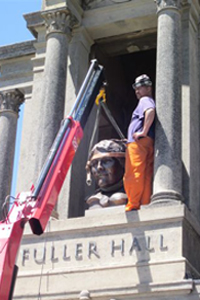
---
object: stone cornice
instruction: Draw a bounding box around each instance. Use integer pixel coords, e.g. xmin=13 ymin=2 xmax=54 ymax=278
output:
xmin=24 ymin=1 xmax=83 ymax=38
xmin=155 ymin=0 xmax=182 ymax=12
xmin=23 ymin=11 xmax=44 ymax=38
xmin=0 ymin=89 xmax=24 ymax=114
xmin=0 ymin=41 xmax=35 ymax=61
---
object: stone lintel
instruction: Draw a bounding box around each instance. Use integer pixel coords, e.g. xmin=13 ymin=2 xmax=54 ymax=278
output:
xmin=83 ymin=1 xmax=157 ymax=40
xmin=95 ymin=29 xmax=157 ymax=56
xmin=0 ymin=41 xmax=35 ymax=61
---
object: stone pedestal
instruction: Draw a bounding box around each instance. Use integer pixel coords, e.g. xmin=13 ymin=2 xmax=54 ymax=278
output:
xmin=152 ymin=0 xmax=182 ymax=203
xmin=0 ymin=90 xmax=24 ymax=218
xmin=14 ymin=204 xmax=200 ymax=299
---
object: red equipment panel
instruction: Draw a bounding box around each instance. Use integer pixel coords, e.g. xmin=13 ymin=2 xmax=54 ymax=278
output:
xmin=0 ymin=221 xmax=24 ymax=300
xmin=29 ymin=118 xmax=83 ymax=235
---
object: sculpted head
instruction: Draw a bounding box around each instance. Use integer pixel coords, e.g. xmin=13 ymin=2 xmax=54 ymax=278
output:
xmin=86 ymin=139 xmax=126 ymax=189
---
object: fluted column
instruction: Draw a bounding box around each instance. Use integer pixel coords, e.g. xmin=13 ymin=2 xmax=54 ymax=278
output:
xmin=0 ymin=90 xmax=24 ymax=218
xmin=152 ymin=0 xmax=183 ymax=203
xmin=40 ymin=8 xmax=73 ymax=167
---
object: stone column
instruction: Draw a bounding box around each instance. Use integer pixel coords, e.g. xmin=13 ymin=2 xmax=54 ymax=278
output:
xmin=0 ymin=89 xmax=24 ymax=218
xmin=57 ymin=28 xmax=95 ymax=219
xmin=181 ymin=3 xmax=200 ymax=218
xmin=39 ymin=9 xmax=72 ymax=167
xmin=152 ymin=0 xmax=183 ymax=203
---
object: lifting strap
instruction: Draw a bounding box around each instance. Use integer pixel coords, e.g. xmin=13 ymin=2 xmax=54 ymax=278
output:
xmin=88 ymin=87 xmax=125 ymax=156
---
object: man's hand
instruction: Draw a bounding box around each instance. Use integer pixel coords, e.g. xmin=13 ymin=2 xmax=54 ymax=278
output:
xmin=133 ymin=132 xmax=146 ymax=141
xmin=132 ymin=108 xmax=155 ymax=141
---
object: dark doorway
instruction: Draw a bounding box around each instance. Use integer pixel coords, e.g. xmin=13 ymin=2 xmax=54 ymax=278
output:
xmin=93 ymin=48 xmax=156 ymax=141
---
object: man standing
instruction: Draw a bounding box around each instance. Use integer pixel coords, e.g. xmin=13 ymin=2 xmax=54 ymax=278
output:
xmin=123 ymin=74 xmax=156 ymax=212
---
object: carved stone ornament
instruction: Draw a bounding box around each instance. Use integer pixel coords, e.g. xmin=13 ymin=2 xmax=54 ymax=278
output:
xmin=155 ymin=0 xmax=181 ymax=11
xmin=0 ymin=89 xmax=24 ymax=114
xmin=42 ymin=9 xmax=76 ymax=37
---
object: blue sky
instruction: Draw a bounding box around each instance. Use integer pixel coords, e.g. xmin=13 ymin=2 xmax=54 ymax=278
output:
xmin=0 ymin=0 xmax=42 ymax=195
xmin=0 ymin=1 xmax=42 ymax=46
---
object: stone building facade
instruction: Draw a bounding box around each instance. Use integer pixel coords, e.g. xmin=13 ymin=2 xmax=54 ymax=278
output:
xmin=0 ymin=0 xmax=200 ymax=299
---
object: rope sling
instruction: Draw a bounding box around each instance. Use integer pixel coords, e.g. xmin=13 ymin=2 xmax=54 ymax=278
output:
xmin=88 ymin=86 xmax=125 ymax=157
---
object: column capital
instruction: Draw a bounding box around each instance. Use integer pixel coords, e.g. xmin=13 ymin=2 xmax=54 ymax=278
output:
xmin=155 ymin=0 xmax=182 ymax=12
xmin=42 ymin=8 xmax=79 ymax=38
xmin=0 ymin=89 xmax=24 ymax=114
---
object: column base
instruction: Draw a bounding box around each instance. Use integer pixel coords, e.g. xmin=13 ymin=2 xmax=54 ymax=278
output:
xmin=150 ymin=190 xmax=183 ymax=206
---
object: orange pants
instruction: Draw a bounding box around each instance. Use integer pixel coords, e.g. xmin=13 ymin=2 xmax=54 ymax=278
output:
xmin=123 ymin=137 xmax=154 ymax=209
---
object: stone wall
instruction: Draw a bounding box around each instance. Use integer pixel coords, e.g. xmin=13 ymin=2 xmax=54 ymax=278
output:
xmin=14 ymin=204 xmax=200 ymax=299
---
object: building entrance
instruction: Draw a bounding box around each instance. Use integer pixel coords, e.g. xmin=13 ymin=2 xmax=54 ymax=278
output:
xmin=93 ymin=48 xmax=156 ymax=140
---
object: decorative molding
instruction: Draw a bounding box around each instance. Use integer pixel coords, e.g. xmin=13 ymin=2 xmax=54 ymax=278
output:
xmin=0 ymin=41 xmax=35 ymax=61
xmin=42 ymin=9 xmax=79 ymax=38
xmin=82 ymin=0 xmax=132 ymax=10
xmin=155 ymin=0 xmax=181 ymax=11
xmin=151 ymin=190 xmax=183 ymax=202
xmin=0 ymin=89 xmax=24 ymax=114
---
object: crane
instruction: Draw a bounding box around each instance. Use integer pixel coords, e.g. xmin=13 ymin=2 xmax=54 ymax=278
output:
xmin=0 ymin=60 xmax=104 ymax=300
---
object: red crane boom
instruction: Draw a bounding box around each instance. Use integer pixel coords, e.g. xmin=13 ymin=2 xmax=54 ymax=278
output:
xmin=0 ymin=60 xmax=104 ymax=300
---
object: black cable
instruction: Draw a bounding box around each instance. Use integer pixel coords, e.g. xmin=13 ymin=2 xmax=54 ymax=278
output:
xmin=1 ymin=195 xmax=19 ymax=222
xmin=87 ymin=104 xmax=102 ymax=160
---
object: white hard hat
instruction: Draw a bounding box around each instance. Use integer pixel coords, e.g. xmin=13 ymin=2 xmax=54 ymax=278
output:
xmin=132 ymin=74 xmax=152 ymax=89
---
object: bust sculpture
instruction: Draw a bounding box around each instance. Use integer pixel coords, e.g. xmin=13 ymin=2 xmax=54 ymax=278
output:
xmin=85 ymin=139 xmax=127 ymax=209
